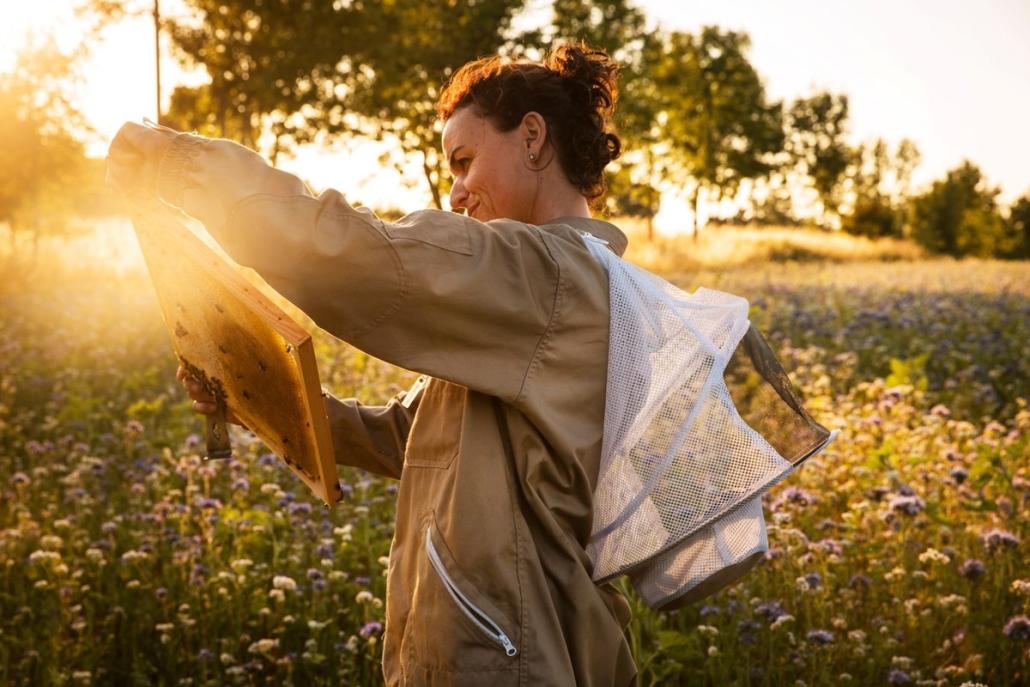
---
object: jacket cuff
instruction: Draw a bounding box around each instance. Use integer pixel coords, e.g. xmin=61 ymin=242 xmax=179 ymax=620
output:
xmin=156 ymin=133 xmax=208 ymax=208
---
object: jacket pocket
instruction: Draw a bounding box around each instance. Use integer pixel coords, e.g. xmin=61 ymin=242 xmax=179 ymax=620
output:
xmin=424 ymin=525 xmax=518 ymax=657
xmin=403 ymin=378 xmax=465 ymax=469
xmin=401 ymin=514 xmax=521 ymax=677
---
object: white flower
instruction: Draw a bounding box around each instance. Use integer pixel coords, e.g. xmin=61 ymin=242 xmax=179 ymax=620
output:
xmin=771 ymin=614 xmax=795 ymax=630
xmin=272 ymin=575 xmax=297 ymax=591
xmin=230 ymin=559 xmax=253 ymax=573
xmin=918 ymin=547 xmax=949 ymax=565
xmin=248 ymin=638 xmax=279 ymax=654
xmin=355 ymin=590 xmax=374 ymax=604
xmin=697 ymin=625 xmax=719 ymax=637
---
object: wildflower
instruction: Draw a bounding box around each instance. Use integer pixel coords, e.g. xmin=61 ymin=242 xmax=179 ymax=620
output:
xmin=806 ymin=629 xmax=834 ymax=645
xmin=918 ymin=548 xmax=949 ymax=565
xmin=888 ymin=669 xmax=912 ymax=685
xmin=231 ymin=478 xmax=250 ymax=492
xmin=11 ymin=472 xmax=31 ymax=487
xmin=355 ymin=590 xmax=374 ymax=604
xmin=754 ymin=601 xmax=786 ymax=621
xmin=248 ymin=638 xmax=279 ymax=654
xmin=29 ymin=550 xmax=61 ymax=565
xmin=1011 ymin=580 xmax=1030 ymax=596
xmin=1003 ymin=615 xmax=1030 ymax=641
xmin=949 ymin=467 xmax=968 ymax=484
xmin=981 ymin=528 xmax=1019 ymax=552
xmin=737 ymin=619 xmax=761 ymax=645
xmin=959 ymin=558 xmax=986 ymax=579
xmin=929 ymin=404 xmax=951 ymax=418
xmin=804 ymin=572 xmax=822 ymax=589
xmin=272 ymin=575 xmax=297 ymax=591
xmin=771 ymin=614 xmax=795 ymax=630
xmin=848 ymin=573 xmax=872 ymax=589
xmin=268 ymin=589 xmax=285 ymax=603
xmin=124 ymin=419 xmax=145 ymax=435
xmin=230 ymin=559 xmax=254 ymax=573
xmin=697 ymin=625 xmax=719 ymax=637
xmin=888 ymin=495 xmax=925 ymax=516
xmin=197 ymin=649 xmax=214 ymax=661
xmin=316 ymin=540 xmax=334 ymax=559
xmin=699 ymin=605 xmax=720 ymax=617
xmin=306 ymin=568 xmax=323 ymax=581
xmin=359 ymin=621 xmax=382 ymax=638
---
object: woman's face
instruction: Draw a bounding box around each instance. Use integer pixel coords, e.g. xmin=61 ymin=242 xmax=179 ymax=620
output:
xmin=441 ymin=106 xmax=537 ymax=222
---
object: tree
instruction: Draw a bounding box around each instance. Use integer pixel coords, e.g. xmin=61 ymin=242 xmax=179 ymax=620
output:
xmin=909 ymin=161 xmax=1007 ymax=257
xmin=651 ymin=28 xmax=784 ymax=240
xmin=163 ymin=0 xmax=351 ymax=162
xmin=0 ymin=36 xmax=91 ymax=260
xmin=1002 ymin=194 xmax=1030 ymax=259
xmin=550 ymin=0 xmax=667 ymax=238
xmin=341 ymin=0 xmax=527 ymax=209
xmin=841 ymin=137 xmax=921 ymax=238
xmin=784 ymin=91 xmax=853 ymax=225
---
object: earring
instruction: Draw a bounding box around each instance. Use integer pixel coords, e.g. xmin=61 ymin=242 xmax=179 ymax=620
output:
xmin=529 ymin=153 xmax=536 ymax=161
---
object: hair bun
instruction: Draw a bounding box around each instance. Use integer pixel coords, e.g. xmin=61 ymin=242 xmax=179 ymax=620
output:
xmin=547 ymin=43 xmax=619 ymax=116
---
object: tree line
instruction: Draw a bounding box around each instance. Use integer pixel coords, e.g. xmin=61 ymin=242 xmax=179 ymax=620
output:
xmin=3 ymin=0 xmax=1028 ymax=259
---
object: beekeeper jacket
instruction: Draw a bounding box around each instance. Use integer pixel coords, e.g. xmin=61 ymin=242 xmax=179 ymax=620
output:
xmin=154 ymin=133 xmax=638 ymax=686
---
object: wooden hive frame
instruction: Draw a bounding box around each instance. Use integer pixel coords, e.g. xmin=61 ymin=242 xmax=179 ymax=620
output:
xmin=132 ymin=206 xmax=342 ymax=506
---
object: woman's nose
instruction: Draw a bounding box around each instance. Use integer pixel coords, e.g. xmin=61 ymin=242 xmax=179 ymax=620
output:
xmin=450 ymin=180 xmax=469 ymax=212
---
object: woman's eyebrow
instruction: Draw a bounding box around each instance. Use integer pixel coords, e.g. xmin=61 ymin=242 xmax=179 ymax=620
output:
xmin=446 ymin=145 xmax=467 ymax=169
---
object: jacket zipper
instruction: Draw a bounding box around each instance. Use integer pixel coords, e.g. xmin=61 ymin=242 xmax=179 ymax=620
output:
xmin=424 ymin=527 xmax=518 ymax=657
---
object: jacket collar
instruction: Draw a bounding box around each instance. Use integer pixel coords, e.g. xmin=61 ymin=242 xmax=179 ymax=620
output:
xmin=546 ymin=215 xmax=629 ymax=257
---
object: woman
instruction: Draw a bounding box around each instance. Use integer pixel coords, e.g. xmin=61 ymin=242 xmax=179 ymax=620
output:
xmin=108 ymin=43 xmax=638 ymax=686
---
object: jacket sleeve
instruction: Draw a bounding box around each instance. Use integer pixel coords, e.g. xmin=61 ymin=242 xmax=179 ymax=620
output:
xmin=156 ymin=133 xmax=561 ymax=404
xmin=323 ymin=378 xmax=424 ymax=480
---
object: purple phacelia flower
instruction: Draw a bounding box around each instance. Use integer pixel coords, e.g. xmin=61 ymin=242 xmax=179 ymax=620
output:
xmin=803 ymin=572 xmax=822 ymax=589
xmin=949 ymin=467 xmax=968 ymax=484
xmin=959 ymin=558 xmax=986 ymax=580
xmin=888 ymin=669 xmax=912 ymax=684
xmin=316 ymin=541 xmax=334 ymax=559
xmin=699 ymin=605 xmax=720 ymax=617
xmin=806 ymin=629 xmax=834 ymax=644
xmin=359 ymin=621 xmax=382 ymax=638
xmin=288 ymin=501 xmax=312 ymax=516
xmin=307 ymin=568 xmax=324 ymax=581
xmin=737 ymin=619 xmax=761 ymax=645
xmin=754 ymin=601 xmax=785 ymax=621
xmin=231 ymin=478 xmax=250 ymax=492
xmin=981 ymin=528 xmax=1020 ymax=552
xmin=1003 ymin=615 xmax=1030 ymax=641
xmin=888 ymin=495 xmax=925 ymax=515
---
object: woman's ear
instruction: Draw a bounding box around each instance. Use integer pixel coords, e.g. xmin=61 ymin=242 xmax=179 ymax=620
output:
xmin=520 ymin=111 xmax=548 ymax=160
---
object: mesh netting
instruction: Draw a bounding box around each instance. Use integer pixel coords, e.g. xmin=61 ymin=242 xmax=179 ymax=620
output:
xmin=578 ymin=231 xmax=836 ymax=608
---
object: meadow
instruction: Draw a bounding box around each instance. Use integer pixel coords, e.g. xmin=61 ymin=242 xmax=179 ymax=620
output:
xmin=1 ymin=220 xmax=1027 ymax=686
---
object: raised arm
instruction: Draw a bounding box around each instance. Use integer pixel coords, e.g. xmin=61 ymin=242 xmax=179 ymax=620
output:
xmin=139 ymin=128 xmax=561 ymax=403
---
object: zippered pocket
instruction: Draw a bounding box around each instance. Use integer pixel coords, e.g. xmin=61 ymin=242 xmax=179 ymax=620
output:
xmin=424 ymin=526 xmax=518 ymax=657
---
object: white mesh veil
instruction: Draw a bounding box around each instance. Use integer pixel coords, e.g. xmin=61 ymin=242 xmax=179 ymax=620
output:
xmin=579 ymin=231 xmax=838 ymax=609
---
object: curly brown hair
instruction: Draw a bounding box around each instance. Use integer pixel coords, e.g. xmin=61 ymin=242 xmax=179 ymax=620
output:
xmin=436 ymin=43 xmax=622 ymax=205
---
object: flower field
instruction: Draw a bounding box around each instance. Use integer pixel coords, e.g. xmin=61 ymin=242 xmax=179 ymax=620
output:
xmin=1 ymin=225 xmax=1028 ymax=686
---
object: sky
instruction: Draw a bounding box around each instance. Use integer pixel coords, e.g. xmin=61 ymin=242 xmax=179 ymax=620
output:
xmin=3 ymin=0 xmax=1029 ymax=222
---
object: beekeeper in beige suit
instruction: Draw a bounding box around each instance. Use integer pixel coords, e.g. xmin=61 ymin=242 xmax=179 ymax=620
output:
xmin=108 ymin=43 xmax=638 ymax=686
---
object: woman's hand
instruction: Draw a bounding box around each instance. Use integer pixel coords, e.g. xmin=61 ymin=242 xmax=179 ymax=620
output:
xmin=105 ymin=121 xmax=178 ymax=200
xmin=176 ymin=364 xmax=246 ymax=428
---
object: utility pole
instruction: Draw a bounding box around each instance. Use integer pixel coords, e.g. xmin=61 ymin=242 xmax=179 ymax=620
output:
xmin=154 ymin=0 xmax=162 ymax=123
